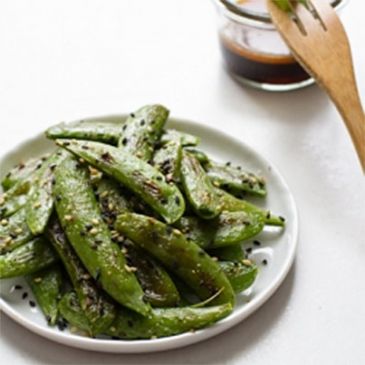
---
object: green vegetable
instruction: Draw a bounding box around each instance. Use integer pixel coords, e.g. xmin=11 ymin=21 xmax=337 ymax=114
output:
xmin=219 ymin=261 xmax=257 ymax=293
xmin=0 ymin=237 xmax=58 ymax=279
xmin=123 ymin=240 xmax=181 ymax=307
xmin=115 ymin=213 xmax=235 ymax=306
xmin=0 ymin=208 xmax=33 ymax=254
xmin=274 ymin=0 xmax=308 ymax=12
xmin=54 ymin=155 xmax=150 ymax=316
xmin=58 ymin=139 xmax=185 ymax=224
xmin=118 ymin=105 xmax=169 ymax=161
xmin=180 ymin=151 xmax=221 ymax=219
xmin=1 ymin=155 xmax=49 ymax=191
xmin=25 ymin=150 xmax=67 ymax=235
xmin=184 ymin=148 xmax=210 ymax=165
xmin=26 ymin=266 xmax=62 ymax=326
xmin=205 ymin=162 xmax=267 ymax=197
xmin=209 ymin=245 xmax=244 ymax=262
xmin=161 ymin=129 xmax=200 ymax=147
xmin=47 ymin=217 xmax=116 ymax=333
xmin=46 ymin=122 xmax=123 ymax=145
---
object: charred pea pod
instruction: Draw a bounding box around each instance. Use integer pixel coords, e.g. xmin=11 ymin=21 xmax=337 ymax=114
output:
xmin=26 ymin=265 xmax=63 ymax=326
xmin=118 ymin=105 xmax=169 ymax=161
xmin=25 ymin=150 xmax=67 ymax=235
xmin=46 ymin=121 xmax=123 ymax=145
xmin=0 ymin=237 xmax=58 ymax=279
xmin=180 ymin=151 xmax=221 ymax=219
xmin=57 ymin=139 xmax=185 ymax=224
xmin=208 ymin=245 xmax=245 ymax=262
xmin=123 ymin=240 xmax=181 ymax=307
xmin=161 ymin=129 xmax=200 ymax=147
xmin=175 ymin=211 xmax=265 ymax=249
xmin=214 ymin=188 xmax=285 ymax=227
xmin=115 ymin=213 xmax=235 ymax=306
xmin=47 ymin=217 xmax=116 ymax=334
xmin=219 ymin=260 xmax=258 ymax=293
xmin=54 ymin=156 xmax=150 ymax=316
xmin=58 ymin=292 xmax=92 ymax=335
xmin=205 ymin=162 xmax=267 ymax=197
xmin=0 ymin=179 xmax=32 ymax=218
xmin=1 ymin=155 xmax=49 ymax=191
xmin=108 ymin=303 xmax=232 ymax=339
xmin=152 ymin=139 xmax=182 ymax=183
xmin=0 ymin=208 xmax=33 ymax=254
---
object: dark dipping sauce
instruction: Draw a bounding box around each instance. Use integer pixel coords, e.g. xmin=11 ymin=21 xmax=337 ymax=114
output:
xmin=220 ymin=35 xmax=311 ymax=85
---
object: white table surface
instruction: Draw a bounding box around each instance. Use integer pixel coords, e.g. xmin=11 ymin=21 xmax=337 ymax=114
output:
xmin=0 ymin=1 xmax=364 ymax=364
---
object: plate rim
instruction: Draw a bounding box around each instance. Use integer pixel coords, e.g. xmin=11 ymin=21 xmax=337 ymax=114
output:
xmin=0 ymin=115 xmax=298 ymax=353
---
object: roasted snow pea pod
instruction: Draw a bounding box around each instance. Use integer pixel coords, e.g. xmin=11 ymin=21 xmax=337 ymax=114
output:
xmin=175 ymin=211 xmax=264 ymax=249
xmin=161 ymin=129 xmax=200 ymax=147
xmin=0 ymin=178 xmax=32 ymax=218
xmin=59 ymin=291 xmax=232 ymax=339
xmin=46 ymin=121 xmax=123 ymax=145
xmin=58 ymin=139 xmax=185 ymax=224
xmin=214 ymin=188 xmax=285 ymax=227
xmin=180 ymin=151 xmax=221 ymax=219
xmin=54 ymin=156 xmax=150 ymax=316
xmin=123 ymin=240 xmax=181 ymax=307
xmin=184 ymin=148 xmax=210 ymax=165
xmin=0 ymin=237 xmax=57 ymax=279
xmin=205 ymin=162 xmax=267 ymax=197
xmin=0 ymin=208 xmax=33 ymax=254
xmin=47 ymin=217 xmax=116 ymax=333
xmin=219 ymin=260 xmax=258 ymax=293
xmin=118 ymin=105 xmax=169 ymax=161
xmin=115 ymin=213 xmax=235 ymax=306
xmin=26 ymin=265 xmax=62 ymax=326
xmin=108 ymin=303 xmax=232 ymax=339
xmin=25 ymin=150 xmax=67 ymax=235
xmin=58 ymin=292 xmax=92 ymax=335
xmin=1 ymin=155 xmax=49 ymax=191
xmin=152 ymin=139 xmax=182 ymax=183
xmin=208 ymin=244 xmax=244 ymax=262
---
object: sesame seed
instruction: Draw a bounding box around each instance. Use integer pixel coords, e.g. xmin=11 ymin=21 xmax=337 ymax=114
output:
xmin=4 ymin=237 xmax=12 ymax=245
xmin=242 ymin=259 xmax=252 ymax=266
xmin=110 ymin=326 xmax=116 ymax=332
xmin=279 ymin=216 xmax=286 ymax=222
xmin=22 ymin=292 xmax=28 ymax=299
xmin=108 ymin=203 xmax=114 ymax=211
xmin=33 ymin=277 xmax=42 ymax=283
xmin=90 ymin=228 xmax=98 ymax=235
xmin=100 ymin=191 xmax=109 ymax=198
xmin=1 ymin=219 xmax=8 ymax=226
xmin=245 ymin=247 xmax=252 ymax=254
xmin=29 ymin=301 xmax=36 ymax=308
xmin=14 ymin=227 xmax=22 ymax=235
xmin=33 ymin=202 xmax=41 ymax=209
xmin=262 ymin=259 xmax=268 ymax=266
xmin=253 ymin=240 xmax=261 ymax=246
xmin=91 ymin=218 xmax=99 ymax=225
xmin=121 ymin=137 xmax=128 ymax=146
xmin=0 ymin=196 xmax=5 ymax=205
xmin=14 ymin=285 xmax=22 ymax=290
xmin=64 ymin=215 xmax=73 ymax=222
xmin=79 ymin=158 xmax=85 ymax=164
xmin=124 ymin=264 xmax=137 ymax=273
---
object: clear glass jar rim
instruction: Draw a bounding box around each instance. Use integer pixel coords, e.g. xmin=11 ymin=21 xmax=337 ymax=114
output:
xmin=213 ymin=0 xmax=347 ymax=24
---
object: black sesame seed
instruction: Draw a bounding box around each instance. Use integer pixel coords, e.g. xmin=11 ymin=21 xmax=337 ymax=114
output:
xmin=85 ymin=224 xmax=93 ymax=231
xmin=175 ymin=196 xmax=180 ymax=205
xmin=140 ymin=119 xmax=145 ymax=126
xmin=15 ymin=285 xmax=22 ymax=290
xmin=82 ymin=145 xmax=89 ymax=150
xmin=160 ymin=198 xmax=167 ymax=205
xmin=63 ymin=142 xmax=70 ymax=146
xmin=246 ymin=247 xmax=252 ymax=254
xmin=253 ymin=240 xmax=261 ymax=246
xmin=50 ymin=164 xmax=57 ymax=171
xmin=130 ymin=113 xmax=135 ymax=118
xmin=56 ymin=195 xmax=62 ymax=202
xmin=279 ymin=216 xmax=286 ymax=222
xmin=266 ymin=211 xmax=271 ymax=219
xmin=156 ymin=176 xmax=163 ymax=181
xmin=22 ymin=292 xmax=28 ymax=299
xmin=36 ymin=163 xmax=43 ymax=170
xmin=262 ymin=259 xmax=268 ymax=266
xmin=225 ymin=162 xmax=231 ymax=166
xmin=29 ymin=300 xmax=36 ymax=308
xmin=121 ymin=138 xmax=128 ymax=146
xmin=122 ymin=125 xmax=127 ymax=131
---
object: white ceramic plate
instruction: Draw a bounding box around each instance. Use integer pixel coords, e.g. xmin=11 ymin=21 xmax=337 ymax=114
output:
xmin=0 ymin=115 xmax=298 ymax=353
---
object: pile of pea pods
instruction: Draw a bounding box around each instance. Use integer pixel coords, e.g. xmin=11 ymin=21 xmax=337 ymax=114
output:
xmin=0 ymin=105 xmax=285 ymax=339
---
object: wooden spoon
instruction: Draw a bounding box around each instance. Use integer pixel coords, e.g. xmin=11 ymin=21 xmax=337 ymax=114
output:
xmin=267 ymin=0 xmax=365 ymax=172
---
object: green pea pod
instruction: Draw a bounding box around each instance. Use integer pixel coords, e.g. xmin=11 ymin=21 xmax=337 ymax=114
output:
xmin=0 ymin=237 xmax=58 ymax=279
xmin=47 ymin=217 xmax=116 ymax=334
xmin=152 ymin=139 xmax=182 ymax=183
xmin=58 ymin=292 xmax=92 ymax=335
xmin=274 ymin=0 xmax=308 ymax=12
xmin=25 ymin=150 xmax=67 ymax=235
xmin=1 ymin=155 xmax=49 ymax=191
xmin=208 ymin=245 xmax=244 ymax=262
xmin=26 ymin=265 xmax=62 ymax=326
xmin=54 ymin=155 xmax=150 ymax=316
xmin=59 ymin=291 xmax=232 ymax=339
xmin=57 ymin=139 xmax=185 ymax=224
xmin=0 ymin=179 xmax=32 ymax=218
xmin=214 ymin=188 xmax=285 ymax=227
xmin=46 ymin=122 xmax=123 ymax=145
xmin=161 ymin=129 xmax=200 ymax=147
xmin=175 ymin=210 xmax=264 ymax=249
xmin=108 ymin=303 xmax=232 ymax=339
xmin=0 ymin=208 xmax=33 ymax=254
xmin=115 ymin=213 xmax=235 ymax=306
xmin=184 ymin=148 xmax=210 ymax=165
xmin=118 ymin=105 xmax=169 ymax=161
xmin=205 ymin=162 xmax=267 ymax=197
xmin=219 ymin=261 xmax=258 ymax=293
xmin=123 ymin=240 xmax=181 ymax=307
xmin=180 ymin=151 xmax=221 ymax=219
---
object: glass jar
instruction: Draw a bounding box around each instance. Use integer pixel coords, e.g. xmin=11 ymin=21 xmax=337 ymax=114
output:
xmin=213 ymin=0 xmax=347 ymax=92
